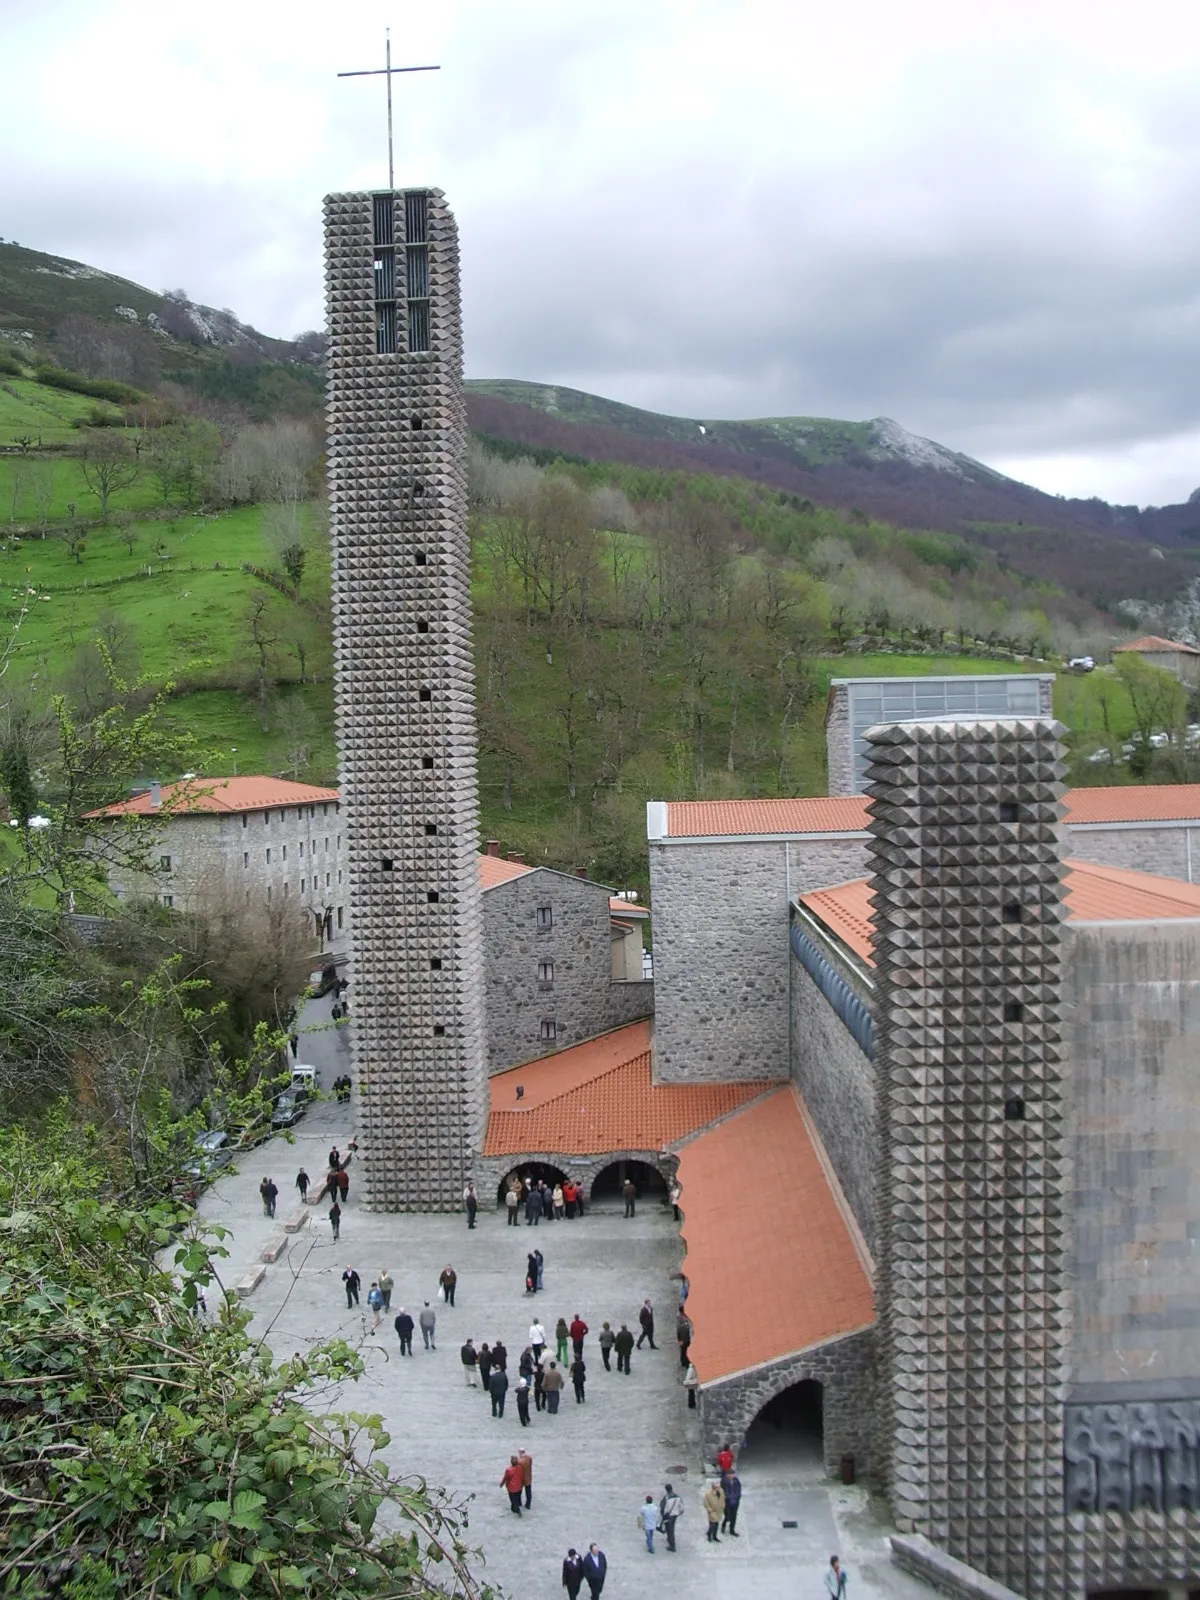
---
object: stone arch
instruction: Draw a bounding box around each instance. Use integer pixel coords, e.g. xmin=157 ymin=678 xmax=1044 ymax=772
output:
xmin=494 ymin=1161 xmax=570 ymax=1208
xmin=588 ymin=1156 xmax=673 ymax=1205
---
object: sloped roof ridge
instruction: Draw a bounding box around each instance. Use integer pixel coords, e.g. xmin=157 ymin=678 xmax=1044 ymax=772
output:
xmin=514 ymin=1048 xmax=650 ymax=1116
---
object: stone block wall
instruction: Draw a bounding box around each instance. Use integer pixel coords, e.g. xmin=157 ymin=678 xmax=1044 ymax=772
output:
xmin=482 ymin=869 xmax=653 ymax=1074
xmin=472 ymin=1149 xmax=677 ymax=1208
xmin=650 ymin=836 xmax=868 ymax=1082
xmin=826 ymin=689 xmax=854 ymax=795
xmin=699 ymin=1327 xmax=876 ymax=1476
xmin=789 ymin=944 xmax=877 ymax=1254
xmin=1065 ymin=821 xmax=1197 ymax=883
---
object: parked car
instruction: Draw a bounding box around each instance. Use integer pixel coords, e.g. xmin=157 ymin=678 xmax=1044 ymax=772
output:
xmin=271 ymin=1092 xmax=306 ymax=1129
xmin=309 ymin=965 xmax=338 ymax=997
xmin=186 ymin=1129 xmax=233 ymax=1181
xmin=1066 ymin=655 xmax=1095 ymax=672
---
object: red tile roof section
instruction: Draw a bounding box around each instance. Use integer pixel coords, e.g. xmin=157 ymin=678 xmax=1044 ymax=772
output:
xmin=478 ymin=854 xmax=536 ymax=889
xmin=484 ymin=1022 xmax=778 ymax=1156
xmin=86 ymin=776 xmax=340 ymax=818
xmin=802 ymin=861 xmax=1200 ymax=966
xmin=678 ymin=1087 xmax=874 ymax=1382
xmin=668 ymin=785 xmax=1200 ymax=836
xmin=610 ymin=896 xmax=649 ymax=917
xmin=666 ymin=797 xmax=871 ymax=837
xmin=1115 ymin=635 xmax=1200 ymax=655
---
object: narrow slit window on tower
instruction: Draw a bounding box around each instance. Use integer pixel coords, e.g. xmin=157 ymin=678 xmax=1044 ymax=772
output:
xmin=408 ymin=300 xmax=430 ymax=353
xmin=405 ymin=190 xmax=429 ymax=242
xmin=536 ymin=905 xmax=553 ymax=931
xmin=375 ymin=301 xmax=397 ymax=355
xmin=419 ymin=687 xmax=432 ymax=702
xmin=406 ymin=244 xmax=429 ymax=299
xmin=415 ymin=550 xmax=427 ymax=566
xmin=373 ymin=192 xmax=395 ymax=245
xmin=1002 ymin=901 xmax=1023 ymax=924
xmin=427 ymin=890 xmax=440 ymax=903
xmin=372 ymin=193 xmax=398 ymax=353
xmin=999 ymin=801 xmax=1019 ymax=823
xmin=1003 ymin=1000 xmax=1024 ymax=1023
xmin=424 ymin=823 xmax=438 ymax=836
xmin=411 ymin=415 xmax=424 ymax=429
xmin=417 ymin=618 xmax=429 ymax=633
xmin=538 ymin=961 xmax=555 ymax=984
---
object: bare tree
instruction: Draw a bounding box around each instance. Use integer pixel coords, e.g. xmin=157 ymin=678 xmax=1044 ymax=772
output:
xmin=79 ymin=432 xmax=139 ymax=521
xmin=244 ymin=592 xmax=279 ymax=731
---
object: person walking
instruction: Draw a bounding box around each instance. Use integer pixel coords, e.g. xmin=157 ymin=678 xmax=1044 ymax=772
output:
xmin=418 ymin=1302 xmax=437 ymax=1350
xmin=552 ymin=1182 xmax=564 ymax=1220
xmin=562 ymin=1548 xmax=584 ymax=1600
xmin=519 ymin=1346 xmax=535 ymax=1385
xmin=684 ymin=1361 xmax=699 ymax=1409
xmin=598 ymin=1322 xmax=615 ymax=1371
xmin=721 ymin=1470 xmax=742 ymax=1537
xmin=464 ymin=1180 xmax=478 ymax=1228
xmin=488 ymin=1365 xmax=509 ymax=1418
xmin=461 ymin=1338 xmax=478 ymax=1386
xmin=614 ymin=1324 xmax=634 ymax=1375
xmin=542 ymin=1361 xmax=564 ymax=1413
xmin=824 ymin=1556 xmax=848 ymax=1598
xmin=637 ymin=1299 xmax=656 ymax=1350
xmin=717 ymin=1443 xmax=735 ymax=1474
xmin=622 ymin=1177 xmax=636 ymax=1218
xmin=533 ymin=1356 xmax=547 ymax=1412
xmin=669 ymin=1178 xmax=682 ymax=1221
xmin=524 ymin=1185 xmax=540 ymax=1226
xmin=492 ymin=1339 xmax=508 ymax=1373
xmin=367 ymin=1281 xmax=383 ymax=1331
xmin=540 ymin=1181 xmax=554 ymax=1221
xmin=296 ymin=1167 xmax=310 ymax=1201
xmin=342 ymin=1266 xmax=360 ymax=1309
xmin=704 ymin=1480 xmax=726 ymax=1543
xmin=394 ymin=1307 xmax=414 ymax=1356
xmin=328 ymin=1145 xmax=340 ymax=1172
xmin=529 ymin=1318 xmax=547 ymax=1362
xmin=259 ymin=1177 xmax=275 ymax=1218
xmin=570 ymin=1354 xmax=587 ymax=1403
xmin=535 ymin=1249 xmax=544 ymax=1291
xmin=638 ymin=1494 xmax=657 ymax=1554
xmin=500 ymin=1455 xmax=524 ymax=1515
xmin=677 ymin=1311 xmax=692 ymax=1370
xmin=659 ymin=1484 xmax=683 ymax=1552
xmin=555 ymin=1318 xmax=570 ymax=1365
xmin=525 ymin=1253 xmax=538 ymax=1295
xmin=328 ymin=1199 xmax=341 ymax=1241
xmin=336 ymin=1166 xmax=349 ymax=1202
xmin=506 ymin=1186 xmax=519 ymax=1226
xmin=569 ymin=1314 xmax=588 ymax=1361
xmin=518 ymin=1448 xmax=533 ymax=1508
xmin=439 ymin=1265 xmax=457 ymax=1307
xmin=581 ymin=1544 xmax=607 ymax=1599
xmin=563 ymin=1179 xmax=577 ymax=1219
xmin=575 ymin=1183 xmax=585 ymax=1217
xmin=515 ymin=1377 xmax=531 ymax=1426
xmin=378 ymin=1268 xmax=394 ymax=1311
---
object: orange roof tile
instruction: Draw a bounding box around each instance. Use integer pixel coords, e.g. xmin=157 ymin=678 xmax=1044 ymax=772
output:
xmin=678 ymin=1087 xmax=874 ymax=1382
xmin=609 ymin=896 xmax=649 ymax=917
xmin=1061 ymin=784 xmax=1200 ymax=824
xmin=1114 ymin=635 xmax=1200 ymax=655
xmin=801 ymin=860 xmax=1200 ymax=966
xmin=85 ymin=776 xmax=340 ymax=818
xmin=478 ymin=854 xmax=536 ymax=888
xmin=666 ymin=797 xmax=871 ymax=837
xmin=485 ymin=1024 xmax=778 ymax=1156
xmin=489 ymin=1022 xmax=654 ymax=1112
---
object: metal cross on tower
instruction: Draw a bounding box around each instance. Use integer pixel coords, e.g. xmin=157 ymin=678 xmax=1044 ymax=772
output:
xmin=338 ymin=30 xmax=440 ymax=193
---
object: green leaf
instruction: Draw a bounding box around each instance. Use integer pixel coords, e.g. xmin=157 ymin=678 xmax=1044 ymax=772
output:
xmin=279 ymin=1567 xmax=306 ymax=1589
xmin=232 ymin=1490 xmax=267 ymax=1516
xmin=190 ymin=1552 xmax=213 ymax=1580
xmin=224 ymin=1561 xmax=254 ymax=1590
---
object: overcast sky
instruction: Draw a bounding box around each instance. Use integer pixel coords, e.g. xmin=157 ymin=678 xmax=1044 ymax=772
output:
xmin=4 ymin=0 xmax=1199 ymax=505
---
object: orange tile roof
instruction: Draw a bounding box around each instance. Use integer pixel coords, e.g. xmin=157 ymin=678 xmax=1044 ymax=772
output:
xmin=478 ymin=854 xmax=536 ymax=888
xmin=485 ymin=1022 xmax=778 ymax=1156
xmin=85 ymin=776 xmax=340 ymax=818
xmin=1115 ymin=635 xmax=1200 ymax=655
xmin=801 ymin=860 xmax=1200 ymax=966
xmin=678 ymin=1087 xmax=874 ymax=1382
xmin=609 ymin=896 xmax=649 ymax=917
xmin=666 ymin=797 xmax=871 ymax=836
xmin=1061 ymin=784 xmax=1200 ymax=824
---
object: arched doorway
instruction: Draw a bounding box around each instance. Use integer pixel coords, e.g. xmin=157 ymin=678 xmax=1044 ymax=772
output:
xmin=742 ymin=1379 xmax=824 ymax=1476
xmin=589 ymin=1159 xmax=669 ymax=1207
xmin=494 ymin=1162 xmax=570 ymax=1208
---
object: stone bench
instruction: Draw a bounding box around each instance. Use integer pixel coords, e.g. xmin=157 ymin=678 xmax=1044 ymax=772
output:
xmin=283 ymin=1207 xmax=310 ymax=1233
xmin=235 ymin=1265 xmax=266 ymax=1298
xmin=261 ymin=1234 xmax=288 ymax=1263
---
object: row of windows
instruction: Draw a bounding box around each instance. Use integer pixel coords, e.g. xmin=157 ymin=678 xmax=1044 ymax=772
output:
xmin=242 ymin=804 xmax=338 ymax=828
xmin=252 ymin=842 xmax=341 ymax=866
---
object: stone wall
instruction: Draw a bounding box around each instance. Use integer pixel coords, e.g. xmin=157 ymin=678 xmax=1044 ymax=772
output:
xmin=698 ymin=1327 xmax=876 ymax=1476
xmin=473 ymin=1149 xmax=677 ymax=1208
xmin=650 ymin=836 xmax=869 ymax=1082
xmin=826 ymin=689 xmax=854 ymax=796
xmin=482 ymin=869 xmax=653 ymax=1074
xmin=789 ymin=944 xmax=877 ymax=1254
xmin=1066 ymin=821 xmax=1197 ymax=883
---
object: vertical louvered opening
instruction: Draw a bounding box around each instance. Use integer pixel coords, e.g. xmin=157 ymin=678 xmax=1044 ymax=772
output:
xmin=374 ymin=250 xmax=396 ymax=301
xmin=408 ymin=300 xmax=430 ymax=353
xmin=372 ymin=193 xmax=395 ymax=245
xmin=375 ymin=302 xmax=397 ymax=354
xmin=405 ymin=191 xmax=429 ymax=242
xmin=406 ymin=245 xmax=429 ymax=299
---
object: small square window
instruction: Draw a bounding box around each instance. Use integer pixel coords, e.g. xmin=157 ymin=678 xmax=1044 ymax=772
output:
xmin=430 ymin=957 xmax=443 ymax=970
xmin=162 ymin=894 xmax=173 ymax=908
xmin=538 ymin=960 xmax=555 ymax=984
xmin=417 ymin=618 xmax=429 ymax=633
xmin=1004 ymin=1096 xmax=1026 ymax=1121
xmin=427 ymin=890 xmax=440 ymax=903
xmin=539 ymin=1017 xmax=557 ymax=1041
xmin=1003 ymin=1000 xmax=1024 ymax=1023
xmin=999 ymin=801 xmax=1019 ymax=823
xmin=415 ymin=550 xmax=427 ymax=566
xmin=422 ymin=756 xmax=434 ymax=769
xmin=425 ymin=822 xmax=438 ymax=836
xmin=381 ymin=857 xmax=394 ymax=872
xmin=159 ymin=854 xmax=171 ymax=870
xmin=536 ymin=905 xmax=553 ymax=931
xmin=433 ymin=1024 xmax=446 ymax=1037
xmin=1002 ymin=902 xmax=1022 ymax=925
xmin=419 ymin=688 xmax=432 ymax=702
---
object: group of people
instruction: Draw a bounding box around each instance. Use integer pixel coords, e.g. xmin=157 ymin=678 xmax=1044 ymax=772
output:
xmin=703 ymin=1442 xmax=744 ymax=1541
xmin=258 ymin=1176 xmax=279 ymax=1217
xmin=331 ymin=1073 xmax=352 ymax=1102
xmin=505 ymin=1173 xmax=586 ymax=1225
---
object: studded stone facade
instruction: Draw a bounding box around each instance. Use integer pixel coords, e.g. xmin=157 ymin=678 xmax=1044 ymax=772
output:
xmin=324 ymin=188 xmax=486 ymax=1210
xmin=866 ymin=719 xmax=1071 ymax=1596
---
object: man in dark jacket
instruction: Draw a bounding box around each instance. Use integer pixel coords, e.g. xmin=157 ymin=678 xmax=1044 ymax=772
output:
xmin=562 ymin=1548 xmax=584 ymax=1600
xmin=582 ymin=1544 xmax=607 ymax=1598
xmin=677 ymin=1311 xmax=692 ymax=1369
xmin=622 ymin=1177 xmax=636 ymax=1218
xmin=637 ymin=1299 xmax=656 ymax=1349
xmin=342 ymin=1266 xmax=360 ymax=1308
xmin=461 ymin=1338 xmax=478 ymax=1386
xmin=394 ymin=1308 xmax=414 ymax=1355
xmin=295 ymin=1168 xmax=309 ymax=1200
xmin=570 ymin=1355 xmax=586 ymax=1403
xmin=488 ymin=1365 xmax=509 ymax=1418
xmin=613 ymin=1324 xmax=634 ymax=1375
xmin=721 ymin=1470 xmax=742 ymax=1536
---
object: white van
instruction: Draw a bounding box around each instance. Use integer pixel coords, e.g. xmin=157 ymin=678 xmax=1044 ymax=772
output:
xmin=291 ymin=1065 xmax=319 ymax=1095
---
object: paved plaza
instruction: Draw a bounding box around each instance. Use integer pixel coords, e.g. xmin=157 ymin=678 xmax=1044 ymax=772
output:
xmin=197 ymin=1007 xmax=936 ymax=1600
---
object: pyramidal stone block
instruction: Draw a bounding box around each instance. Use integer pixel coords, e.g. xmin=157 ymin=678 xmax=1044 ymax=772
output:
xmin=323 ymin=189 xmax=486 ymax=1211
